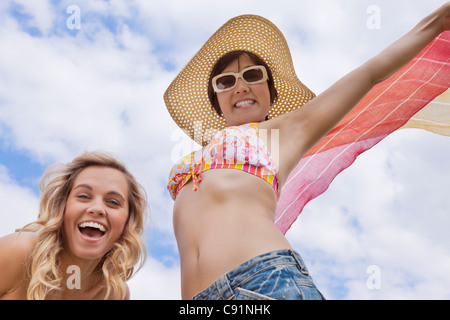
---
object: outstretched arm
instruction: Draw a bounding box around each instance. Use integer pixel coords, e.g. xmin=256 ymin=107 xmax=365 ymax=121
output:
xmin=270 ymin=2 xmax=450 ymax=185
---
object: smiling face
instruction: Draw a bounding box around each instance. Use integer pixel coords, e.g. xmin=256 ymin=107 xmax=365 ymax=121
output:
xmin=63 ymin=166 xmax=130 ymax=261
xmin=216 ymin=54 xmax=272 ymax=126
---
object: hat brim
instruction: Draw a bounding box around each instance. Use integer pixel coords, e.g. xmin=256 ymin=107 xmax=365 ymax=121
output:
xmin=164 ymin=14 xmax=315 ymax=147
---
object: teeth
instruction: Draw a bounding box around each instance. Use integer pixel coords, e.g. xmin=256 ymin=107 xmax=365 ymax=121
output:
xmin=235 ymin=100 xmax=255 ymax=107
xmin=78 ymin=221 xmax=106 ymax=232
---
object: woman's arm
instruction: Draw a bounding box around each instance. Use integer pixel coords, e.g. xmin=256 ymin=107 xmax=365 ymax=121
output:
xmin=270 ymin=2 xmax=450 ymax=185
xmin=0 ymin=232 xmax=35 ymax=298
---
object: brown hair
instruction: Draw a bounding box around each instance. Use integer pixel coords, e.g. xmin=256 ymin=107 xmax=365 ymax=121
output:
xmin=207 ymin=51 xmax=278 ymax=117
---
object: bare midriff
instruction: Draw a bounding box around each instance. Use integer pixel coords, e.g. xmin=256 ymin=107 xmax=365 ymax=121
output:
xmin=173 ymin=169 xmax=293 ymax=299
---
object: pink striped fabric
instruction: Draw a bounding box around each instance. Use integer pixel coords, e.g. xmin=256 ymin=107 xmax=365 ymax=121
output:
xmin=275 ymin=31 xmax=450 ymax=234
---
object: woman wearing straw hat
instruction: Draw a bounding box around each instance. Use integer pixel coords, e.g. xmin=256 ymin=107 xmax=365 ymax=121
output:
xmin=166 ymin=4 xmax=450 ymax=300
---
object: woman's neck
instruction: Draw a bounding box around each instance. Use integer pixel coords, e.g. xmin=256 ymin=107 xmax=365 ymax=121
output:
xmin=52 ymin=250 xmax=104 ymax=298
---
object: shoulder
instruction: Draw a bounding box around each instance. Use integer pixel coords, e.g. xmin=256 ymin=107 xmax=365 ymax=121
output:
xmin=0 ymin=232 xmax=36 ymax=295
xmin=0 ymin=232 xmax=36 ymax=262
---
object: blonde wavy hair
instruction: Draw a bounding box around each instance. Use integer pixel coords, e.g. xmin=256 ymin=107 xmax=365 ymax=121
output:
xmin=18 ymin=151 xmax=147 ymax=300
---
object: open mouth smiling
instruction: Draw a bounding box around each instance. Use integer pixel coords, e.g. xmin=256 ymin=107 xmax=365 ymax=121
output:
xmin=78 ymin=221 xmax=107 ymax=240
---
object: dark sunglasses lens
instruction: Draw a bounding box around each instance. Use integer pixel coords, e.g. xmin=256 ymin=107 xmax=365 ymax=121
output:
xmin=243 ymin=68 xmax=264 ymax=83
xmin=216 ymin=75 xmax=236 ymax=90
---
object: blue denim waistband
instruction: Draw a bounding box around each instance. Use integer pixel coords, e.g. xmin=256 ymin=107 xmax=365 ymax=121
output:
xmin=193 ymin=249 xmax=310 ymax=300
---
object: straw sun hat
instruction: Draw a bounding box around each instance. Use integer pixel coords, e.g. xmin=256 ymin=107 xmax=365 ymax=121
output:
xmin=164 ymin=14 xmax=315 ymax=147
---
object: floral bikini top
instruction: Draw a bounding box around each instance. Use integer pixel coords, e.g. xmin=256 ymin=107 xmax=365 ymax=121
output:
xmin=167 ymin=123 xmax=279 ymax=200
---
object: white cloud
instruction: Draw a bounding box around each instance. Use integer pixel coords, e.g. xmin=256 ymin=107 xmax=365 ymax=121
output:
xmin=286 ymin=130 xmax=450 ymax=299
xmin=13 ymin=0 xmax=55 ymax=35
xmin=0 ymin=0 xmax=449 ymax=300
xmin=128 ymin=256 xmax=181 ymax=300
xmin=0 ymin=165 xmax=39 ymax=235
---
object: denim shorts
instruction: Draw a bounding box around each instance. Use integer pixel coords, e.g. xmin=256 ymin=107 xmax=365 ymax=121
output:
xmin=193 ymin=249 xmax=324 ymax=300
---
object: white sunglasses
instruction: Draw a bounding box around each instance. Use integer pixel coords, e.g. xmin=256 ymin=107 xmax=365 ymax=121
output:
xmin=212 ymin=65 xmax=268 ymax=93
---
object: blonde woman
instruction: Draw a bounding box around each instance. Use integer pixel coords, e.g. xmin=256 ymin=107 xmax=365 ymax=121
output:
xmin=0 ymin=152 xmax=147 ymax=300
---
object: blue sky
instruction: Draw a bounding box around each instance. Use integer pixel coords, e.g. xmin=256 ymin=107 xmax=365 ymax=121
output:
xmin=0 ymin=147 xmax=44 ymax=193
xmin=1 ymin=0 xmax=449 ymax=299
